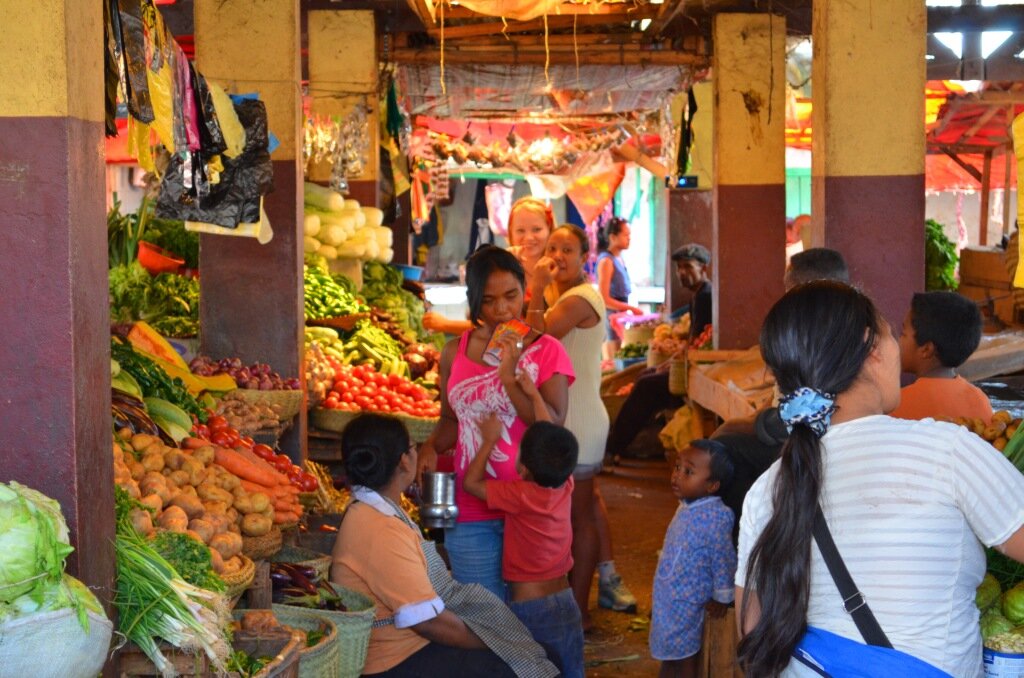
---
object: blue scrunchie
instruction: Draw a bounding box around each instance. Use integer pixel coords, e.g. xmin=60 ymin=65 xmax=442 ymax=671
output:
xmin=778 ymin=387 xmax=836 ymax=438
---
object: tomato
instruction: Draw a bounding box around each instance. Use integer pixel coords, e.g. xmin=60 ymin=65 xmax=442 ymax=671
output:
xmin=388 ymin=374 xmax=402 ymax=388
xmin=273 ymin=454 xmax=292 ymax=473
xmin=238 ymin=435 xmax=254 ymax=449
xmin=324 ymin=396 xmax=339 ymax=409
xmin=253 ymin=444 xmax=276 ymax=461
xmin=194 ymin=424 xmax=211 ymax=439
xmin=208 ymin=415 xmax=229 ymax=432
xmin=341 ymin=391 xmax=354 ymax=403
xmin=360 ymin=385 xmax=376 ymax=397
xmin=354 ymin=395 xmax=371 ymax=409
xmin=225 ymin=430 xmax=241 ymax=447
xmin=210 ymin=431 xmax=232 ymax=447
xmin=350 ymin=378 xmax=364 ymax=388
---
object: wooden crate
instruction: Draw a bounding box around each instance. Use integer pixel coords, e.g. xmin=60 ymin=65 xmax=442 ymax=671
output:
xmin=960 ymin=246 xmax=1011 ymax=289
xmin=687 ymin=366 xmax=760 ymax=421
xmin=698 ymin=607 xmax=744 ymax=678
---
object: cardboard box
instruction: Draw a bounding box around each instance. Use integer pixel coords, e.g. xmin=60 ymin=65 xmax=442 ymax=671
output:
xmin=960 ymin=246 xmax=1011 ymax=289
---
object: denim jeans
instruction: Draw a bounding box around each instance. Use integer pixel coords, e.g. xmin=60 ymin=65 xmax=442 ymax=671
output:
xmin=509 ymin=588 xmax=585 ymax=678
xmin=444 ymin=519 xmax=506 ymax=601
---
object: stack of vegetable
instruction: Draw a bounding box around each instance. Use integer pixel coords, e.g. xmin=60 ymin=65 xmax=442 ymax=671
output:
xmin=0 ymin=482 xmax=107 ymax=632
xmin=304 ymin=265 xmax=369 ymax=321
xmin=115 ymin=487 xmax=233 ymax=676
xmin=975 ymin=571 xmax=1024 ymax=651
xmin=213 ymin=391 xmax=284 ymax=435
xmin=949 ymin=411 xmax=1020 ymax=452
xmin=109 ymin=262 xmax=200 ymax=338
xmin=360 ymin=261 xmax=427 ymax=341
xmin=189 ymin=356 xmax=300 ymax=391
xmin=303 ymin=183 xmax=394 ymax=263
xmin=304 ymin=342 xmax=335 ymax=407
xmin=319 ymin=362 xmax=440 ymax=418
xmin=650 ymin=317 xmax=692 ymax=356
xmin=271 ymin=561 xmax=347 ymax=610
xmin=112 ymin=339 xmax=208 ymax=426
xmin=304 ymin=322 xmax=407 ymax=376
xmin=119 ymin=322 xmax=237 ymax=396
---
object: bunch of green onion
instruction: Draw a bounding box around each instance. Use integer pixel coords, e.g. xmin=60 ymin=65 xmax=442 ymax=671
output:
xmin=114 ymin=493 xmax=231 ymax=677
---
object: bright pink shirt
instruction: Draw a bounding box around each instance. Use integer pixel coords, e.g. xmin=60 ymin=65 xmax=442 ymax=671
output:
xmin=448 ymin=332 xmax=574 ymax=522
xmin=486 ymin=477 xmax=574 ymax=582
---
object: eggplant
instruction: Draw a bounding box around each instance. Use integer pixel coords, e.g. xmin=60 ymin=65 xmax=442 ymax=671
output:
xmin=269 ymin=571 xmax=293 ymax=589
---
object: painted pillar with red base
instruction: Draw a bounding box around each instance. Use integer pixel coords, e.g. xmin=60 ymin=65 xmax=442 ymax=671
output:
xmin=0 ymin=0 xmax=115 ymax=606
xmin=812 ymin=0 xmax=926 ymax=327
xmin=194 ymin=0 xmax=306 ymax=458
xmin=712 ymin=14 xmax=787 ymax=349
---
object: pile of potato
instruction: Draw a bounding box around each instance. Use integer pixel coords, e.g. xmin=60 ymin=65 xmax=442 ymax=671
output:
xmin=113 ymin=430 xmax=276 ymax=577
xmin=951 ymin=410 xmax=1021 ymax=451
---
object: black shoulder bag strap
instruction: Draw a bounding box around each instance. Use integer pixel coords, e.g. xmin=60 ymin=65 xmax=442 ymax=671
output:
xmin=812 ymin=505 xmax=893 ymax=649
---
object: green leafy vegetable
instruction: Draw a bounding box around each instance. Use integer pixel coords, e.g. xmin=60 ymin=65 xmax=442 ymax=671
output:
xmin=111 ymin=340 xmax=207 ymax=422
xmin=982 ymin=608 xmax=1016 ymax=640
xmin=979 ymin=572 xmax=1003 ymax=612
xmin=108 ymin=194 xmax=153 ymax=269
xmin=152 ymin=532 xmax=224 ymax=593
xmin=359 ymin=262 xmax=427 ymax=341
xmin=144 ymin=217 xmax=199 ymax=270
xmin=109 ymin=262 xmax=199 ymax=338
xmin=0 ymin=482 xmax=74 ymax=603
xmin=227 ymin=650 xmax=271 ymax=677
xmin=1004 ymin=582 xmax=1024 ymax=625
xmin=925 ymin=218 xmax=959 ymax=291
xmin=0 ymin=573 xmax=104 ymax=632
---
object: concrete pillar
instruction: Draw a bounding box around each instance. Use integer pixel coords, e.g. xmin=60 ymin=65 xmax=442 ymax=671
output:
xmin=812 ymin=0 xmax=926 ymax=326
xmin=308 ymin=10 xmax=380 ymax=207
xmin=0 ymin=0 xmax=115 ymax=606
xmin=712 ymin=14 xmax=787 ymax=348
xmin=194 ymin=0 xmax=306 ymax=457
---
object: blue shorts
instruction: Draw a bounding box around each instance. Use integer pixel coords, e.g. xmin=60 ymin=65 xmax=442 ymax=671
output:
xmin=509 ymin=588 xmax=584 ymax=678
xmin=444 ymin=519 xmax=506 ymax=601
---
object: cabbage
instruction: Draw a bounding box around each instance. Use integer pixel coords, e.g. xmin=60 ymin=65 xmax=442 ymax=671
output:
xmin=0 ymin=482 xmax=74 ymax=603
xmin=982 ymin=609 xmax=1016 ymax=640
xmin=978 ymin=573 xmax=1003 ymax=611
xmin=0 ymin=574 xmax=103 ymax=631
xmin=1003 ymin=582 xmax=1024 ymax=625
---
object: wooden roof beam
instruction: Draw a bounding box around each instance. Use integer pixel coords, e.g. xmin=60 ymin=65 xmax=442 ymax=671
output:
xmin=426 ymin=8 xmax=659 ymax=39
xmin=442 ymin=2 xmax=655 ymax=20
xmin=957 ymin=106 xmax=1001 ymax=145
xmin=938 ymin=147 xmax=983 ymax=183
xmin=391 ymin=45 xmax=707 ymax=66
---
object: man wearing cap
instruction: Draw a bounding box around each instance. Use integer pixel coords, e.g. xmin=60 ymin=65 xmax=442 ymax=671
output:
xmin=671 ymin=243 xmax=712 ymax=341
xmin=606 ymin=243 xmax=714 ymax=461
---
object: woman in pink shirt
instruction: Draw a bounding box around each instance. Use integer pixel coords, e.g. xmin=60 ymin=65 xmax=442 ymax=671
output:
xmin=420 ymin=246 xmax=574 ymax=599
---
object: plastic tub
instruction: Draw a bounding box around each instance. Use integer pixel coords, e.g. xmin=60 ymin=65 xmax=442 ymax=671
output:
xmin=394 ymin=264 xmax=424 ymax=281
xmin=984 ymin=647 xmax=1024 ymax=677
xmin=137 ymin=241 xmax=185 ymax=275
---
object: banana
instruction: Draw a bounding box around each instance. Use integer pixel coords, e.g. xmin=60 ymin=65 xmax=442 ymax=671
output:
xmin=143 ymin=397 xmax=193 ymax=433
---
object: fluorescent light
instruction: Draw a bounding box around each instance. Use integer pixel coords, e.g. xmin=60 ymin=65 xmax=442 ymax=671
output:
xmin=640 ymin=18 xmax=652 ymax=31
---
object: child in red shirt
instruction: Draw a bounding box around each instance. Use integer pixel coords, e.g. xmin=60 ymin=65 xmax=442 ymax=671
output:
xmin=463 ymin=373 xmax=584 ymax=678
xmin=891 ymin=291 xmax=993 ymax=423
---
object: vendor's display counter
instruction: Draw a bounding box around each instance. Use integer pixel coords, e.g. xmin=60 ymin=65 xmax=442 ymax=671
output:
xmin=687 ymin=349 xmax=775 ymax=422
xmin=960 ymin=331 xmax=1024 ymax=382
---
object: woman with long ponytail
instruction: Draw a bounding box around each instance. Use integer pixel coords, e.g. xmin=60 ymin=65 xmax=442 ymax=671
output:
xmin=737 ymin=282 xmax=1024 ymax=677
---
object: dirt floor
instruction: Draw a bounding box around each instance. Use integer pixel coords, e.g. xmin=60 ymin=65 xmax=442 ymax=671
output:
xmin=584 ymin=456 xmax=678 ymax=677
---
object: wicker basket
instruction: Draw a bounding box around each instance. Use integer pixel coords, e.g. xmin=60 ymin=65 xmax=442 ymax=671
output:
xmin=268 ymin=609 xmax=341 ymax=678
xmin=273 ymin=585 xmax=376 ymax=678
xmin=272 ymin=545 xmax=333 ymax=582
xmin=234 ymin=389 xmax=305 ymax=421
xmin=668 ymin=357 xmax=688 ymax=396
xmin=119 ymin=628 xmax=303 ymax=677
xmin=647 ymin=348 xmax=672 ymax=368
xmin=234 ymin=610 xmax=341 ymax=678
xmin=311 ymin=407 xmax=359 ymax=433
xmin=222 ymin=554 xmax=256 ymax=602
xmin=243 ymin=526 xmax=284 ymax=561
xmin=393 ymin=413 xmax=439 ymax=443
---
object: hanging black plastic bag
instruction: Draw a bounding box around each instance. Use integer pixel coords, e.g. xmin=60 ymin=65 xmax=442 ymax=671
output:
xmin=103 ymin=0 xmax=121 ymax=136
xmin=116 ymin=0 xmax=154 ymax=123
xmin=191 ymin=69 xmax=227 ymax=155
xmin=156 ymin=99 xmax=273 ymax=228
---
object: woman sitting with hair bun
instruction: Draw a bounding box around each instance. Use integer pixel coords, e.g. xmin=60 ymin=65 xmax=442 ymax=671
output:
xmin=332 ymin=413 xmax=558 ymax=678
xmin=736 ymin=282 xmax=1024 ymax=678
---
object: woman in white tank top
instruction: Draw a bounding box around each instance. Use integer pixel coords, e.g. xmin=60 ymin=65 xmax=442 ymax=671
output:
xmin=524 ymin=224 xmax=636 ymax=630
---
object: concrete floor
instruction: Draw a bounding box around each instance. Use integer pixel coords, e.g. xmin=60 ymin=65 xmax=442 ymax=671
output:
xmin=584 ymin=457 xmax=679 ymax=677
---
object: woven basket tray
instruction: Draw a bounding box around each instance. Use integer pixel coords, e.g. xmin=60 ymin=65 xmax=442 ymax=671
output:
xmin=392 ymin=413 xmax=439 ymax=443
xmin=234 ymin=389 xmax=305 ymax=420
xmin=243 ymin=526 xmax=284 ymax=561
xmin=222 ymin=554 xmax=256 ymax=602
xmin=272 ymin=545 xmax=333 ymax=582
xmin=311 ymin=408 xmax=358 ymax=433
xmin=668 ymin=357 xmax=688 ymax=396
xmin=273 ymin=586 xmax=375 ymax=678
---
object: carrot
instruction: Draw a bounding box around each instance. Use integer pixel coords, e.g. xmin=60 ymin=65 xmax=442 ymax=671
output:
xmin=183 ymin=437 xmax=209 ymax=450
xmin=240 ymin=479 xmax=282 ymax=496
xmin=273 ymin=511 xmax=299 ymax=525
xmin=236 ymin=448 xmax=290 ymax=486
xmin=273 ymin=498 xmax=297 ymax=512
xmin=213 ymin=448 xmax=280 ymax=487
